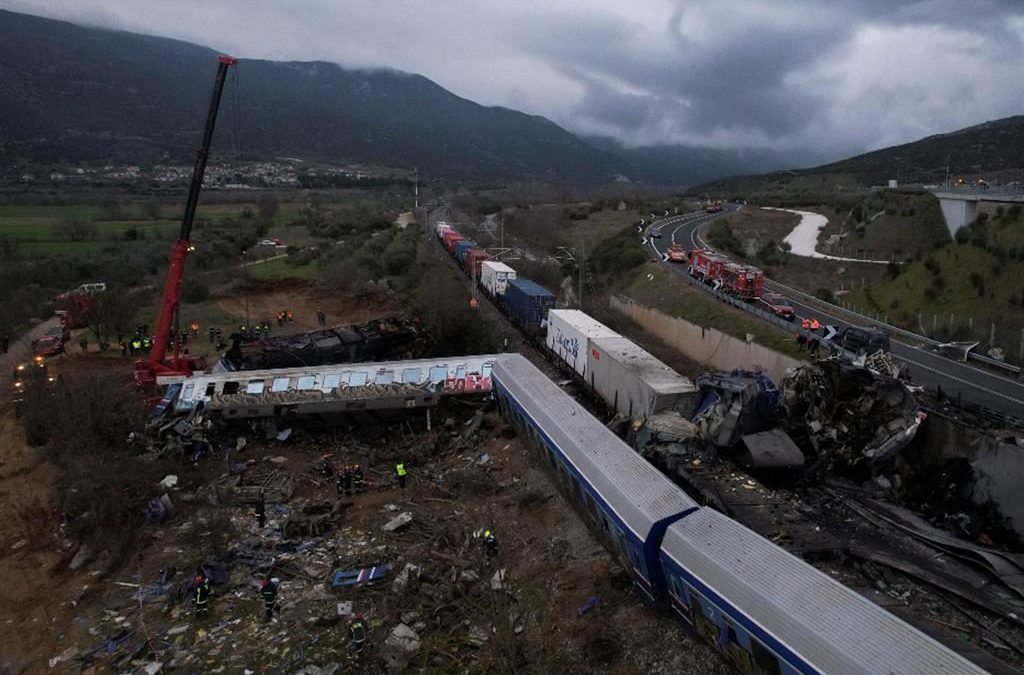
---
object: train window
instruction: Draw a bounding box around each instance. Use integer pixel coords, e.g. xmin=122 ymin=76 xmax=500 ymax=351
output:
xmin=375 ymin=370 xmax=394 ymax=385
xmin=751 ymin=640 xmax=781 ymax=675
xmin=246 ymin=381 xmax=264 ymax=394
xmin=271 ymin=378 xmax=289 ymax=393
xmin=401 ymin=368 xmax=421 ymax=384
xmin=205 ymin=383 xmax=216 ymax=396
xmin=223 ymin=381 xmax=239 ymax=395
xmin=349 ymin=372 xmax=368 ymax=387
xmin=324 ymin=374 xmax=342 ymax=389
xmin=297 ymin=376 xmax=315 ymax=390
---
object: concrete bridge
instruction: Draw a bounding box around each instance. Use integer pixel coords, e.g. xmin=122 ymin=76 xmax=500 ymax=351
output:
xmin=931 ymin=187 xmax=1024 ymax=236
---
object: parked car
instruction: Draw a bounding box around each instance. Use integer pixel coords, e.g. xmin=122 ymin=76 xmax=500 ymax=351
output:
xmin=759 ymin=292 xmax=795 ymax=321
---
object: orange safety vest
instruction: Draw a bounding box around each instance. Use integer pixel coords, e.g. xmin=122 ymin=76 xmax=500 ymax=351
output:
xmin=810 ymin=319 xmax=820 ymax=330
xmin=801 ymin=318 xmax=810 ymax=330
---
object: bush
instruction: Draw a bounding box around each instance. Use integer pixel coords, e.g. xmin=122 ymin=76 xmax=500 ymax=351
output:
xmin=814 ymin=287 xmax=835 ymax=303
xmin=954 ymin=228 xmax=969 ymax=244
xmin=180 ymin=279 xmax=210 ymax=303
xmin=705 ymin=219 xmax=743 ymax=256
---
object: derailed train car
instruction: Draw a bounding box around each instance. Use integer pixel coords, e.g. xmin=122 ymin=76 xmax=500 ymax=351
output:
xmin=492 ymin=354 xmax=987 ymax=675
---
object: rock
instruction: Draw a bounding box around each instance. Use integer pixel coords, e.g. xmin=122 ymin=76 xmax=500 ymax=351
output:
xmin=382 ymin=512 xmax=413 ymax=532
xmin=269 ymin=456 xmax=287 ymax=464
xmin=10 ymin=539 xmax=26 ymax=551
xmin=412 ymin=621 xmax=426 ymax=632
xmin=459 ymin=569 xmax=479 ymax=582
xmin=490 ymin=568 xmax=506 ymax=590
xmin=167 ymin=625 xmax=189 ymax=636
xmin=143 ymin=662 xmax=163 ymax=675
xmin=400 ymin=611 xmax=419 ymax=624
xmin=69 ymin=544 xmax=92 ymax=571
xmin=158 ymin=475 xmax=178 ymax=489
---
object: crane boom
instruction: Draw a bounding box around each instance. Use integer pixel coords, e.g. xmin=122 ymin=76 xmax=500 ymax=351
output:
xmin=135 ymin=55 xmax=237 ymax=386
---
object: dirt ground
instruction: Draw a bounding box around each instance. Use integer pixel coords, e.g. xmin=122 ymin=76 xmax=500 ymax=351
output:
xmin=216 ymin=280 xmax=406 ymax=333
xmin=0 ymin=366 xmax=727 ymax=673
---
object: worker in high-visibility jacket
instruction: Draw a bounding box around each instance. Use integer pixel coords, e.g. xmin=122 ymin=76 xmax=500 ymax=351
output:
xmin=801 ymin=318 xmax=811 ymax=330
xmin=395 ymin=462 xmax=407 ymax=490
xmin=482 ymin=529 xmax=498 ymax=560
xmin=809 ymin=318 xmax=821 ymax=331
xmin=350 ymin=615 xmax=367 ymax=655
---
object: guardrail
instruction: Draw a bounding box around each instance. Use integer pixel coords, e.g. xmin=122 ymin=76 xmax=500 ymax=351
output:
xmin=680 ymin=211 xmax=1022 ymax=378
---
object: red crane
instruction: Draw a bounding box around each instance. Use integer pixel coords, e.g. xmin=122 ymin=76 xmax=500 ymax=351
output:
xmin=135 ymin=55 xmax=237 ymax=386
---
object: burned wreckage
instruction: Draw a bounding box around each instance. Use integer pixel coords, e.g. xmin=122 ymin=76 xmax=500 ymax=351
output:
xmin=219 ymin=319 xmax=424 ymax=372
xmin=633 ymin=355 xmax=926 ymax=479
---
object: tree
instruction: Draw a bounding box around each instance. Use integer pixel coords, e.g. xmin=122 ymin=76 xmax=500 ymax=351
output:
xmin=83 ymin=290 xmax=136 ymax=349
xmin=258 ymin=193 xmax=280 ymax=221
xmin=143 ymin=198 xmax=162 ymax=220
xmin=54 ymin=217 xmax=98 ymax=242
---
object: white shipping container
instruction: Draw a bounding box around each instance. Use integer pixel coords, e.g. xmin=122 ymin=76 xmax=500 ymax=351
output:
xmin=480 ymin=261 xmax=517 ymax=297
xmin=545 ymin=310 xmax=618 ymax=378
xmin=435 ymin=222 xmax=452 ymax=238
xmin=587 ymin=336 xmax=698 ymax=421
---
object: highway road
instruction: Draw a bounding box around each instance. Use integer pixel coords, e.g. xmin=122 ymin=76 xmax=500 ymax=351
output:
xmin=644 ymin=207 xmax=1024 ymax=420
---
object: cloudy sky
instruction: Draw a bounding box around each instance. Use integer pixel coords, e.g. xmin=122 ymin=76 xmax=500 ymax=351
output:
xmin=5 ymin=0 xmax=1024 ymax=162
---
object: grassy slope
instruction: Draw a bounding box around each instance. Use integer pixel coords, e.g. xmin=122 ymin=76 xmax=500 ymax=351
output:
xmin=846 ymin=208 xmax=1024 ymax=360
xmin=620 ymin=263 xmax=804 ymax=359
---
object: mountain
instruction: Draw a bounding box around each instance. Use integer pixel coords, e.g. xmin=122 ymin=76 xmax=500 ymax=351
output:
xmin=585 ymin=136 xmax=811 ymax=186
xmin=0 ymin=9 xmax=620 ymax=182
xmin=692 ymin=116 xmax=1024 ymax=195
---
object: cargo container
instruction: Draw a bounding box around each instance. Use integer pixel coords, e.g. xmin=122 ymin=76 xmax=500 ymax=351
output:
xmin=586 ymin=336 xmax=698 ymax=422
xmin=454 ymin=239 xmax=479 ymax=263
xmin=464 ymin=249 xmax=491 ymax=279
xmin=479 ymin=261 xmax=517 ymax=298
xmin=545 ymin=309 xmax=618 ymax=379
xmin=436 ymin=222 xmax=452 ymax=239
xmin=442 ymin=231 xmax=464 ymax=254
xmin=504 ymin=279 xmax=556 ymax=334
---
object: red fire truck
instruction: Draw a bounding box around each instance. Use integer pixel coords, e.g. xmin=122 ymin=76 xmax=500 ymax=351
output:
xmin=687 ymin=249 xmax=765 ymax=300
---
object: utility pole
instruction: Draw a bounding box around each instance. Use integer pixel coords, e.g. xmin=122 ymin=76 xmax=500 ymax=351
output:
xmin=414 ymin=167 xmax=419 ymax=210
xmin=578 ymin=239 xmax=586 ymax=310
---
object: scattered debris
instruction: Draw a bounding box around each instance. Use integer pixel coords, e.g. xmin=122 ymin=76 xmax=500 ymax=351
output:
xmin=382 ymin=512 xmax=413 ymax=532
xmin=331 ymin=564 xmax=390 ymax=588
xmin=739 ymin=428 xmax=804 ymax=468
xmin=578 ymin=595 xmax=600 ymax=616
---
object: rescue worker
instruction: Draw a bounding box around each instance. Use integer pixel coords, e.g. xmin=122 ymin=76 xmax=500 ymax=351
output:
xmin=352 ymin=465 xmax=365 ymax=494
xmin=337 ymin=466 xmax=352 ymax=497
xmin=796 ymin=334 xmax=807 ymax=352
xmin=349 ymin=615 xmax=367 ymax=655
xmin=119 ymin=339 xmax=127 ymax=357
xmin=809 ymin=338 xmax=821 ymax=357
xmin=809 ymin=318 xmax=821 ymax=332
xmin=193 ymin=570 xmax=211 ymax=618
xmin=130 ymin=338 xmax=141 ymax=356
xmin=317 ymin=309 xmax=326 ymax=327
xmin=260 ymin=576 xmax=279 ymax=620
xmin=800 ymin=317 xmax=811 ymax=330
xmin=482 ymin=529 xmax=498 ymax=560
xmin=395 ymin=462 xmax=407 ymax=490
xmin=286 ymin=310 xmax=294 ymax=324
xmin=78 ymin=335 xmax=88 ymax=353
xmin=256 ymin=494 xmax=266 ymax=528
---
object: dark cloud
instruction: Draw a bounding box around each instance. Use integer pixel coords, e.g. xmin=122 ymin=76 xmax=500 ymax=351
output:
xmin=2 ymin=0 xmax=1022 ymax=161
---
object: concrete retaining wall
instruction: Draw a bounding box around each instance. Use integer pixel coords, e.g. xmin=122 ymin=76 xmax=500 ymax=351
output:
xmin=609 ymin=295 xmax=806 ymax=383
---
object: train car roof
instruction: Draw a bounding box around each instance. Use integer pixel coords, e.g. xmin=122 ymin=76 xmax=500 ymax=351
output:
xmin=493 ymin=354 xmax=698 ymax=537
xmin=589 ymin=336 xmax=697 ymax=396
xmin=661 ymin=509 xmax=987 ymax=675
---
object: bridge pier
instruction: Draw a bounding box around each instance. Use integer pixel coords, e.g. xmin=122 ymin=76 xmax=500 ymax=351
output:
xmin=937 ymin=197 xmax=978 ymax=237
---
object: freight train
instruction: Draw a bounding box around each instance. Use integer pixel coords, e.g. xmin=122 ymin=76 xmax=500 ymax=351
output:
xmin=434 ymin=220 xmax=987 ymax=673
xmin=493 ymin=354 xmax=985 ymax=675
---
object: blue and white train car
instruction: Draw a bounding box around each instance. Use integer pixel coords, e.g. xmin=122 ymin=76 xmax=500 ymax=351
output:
xmin=492 ymin=354 xmax=699 ymax=600
xmin=659 ymin=509 xmax=988 ymax=675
